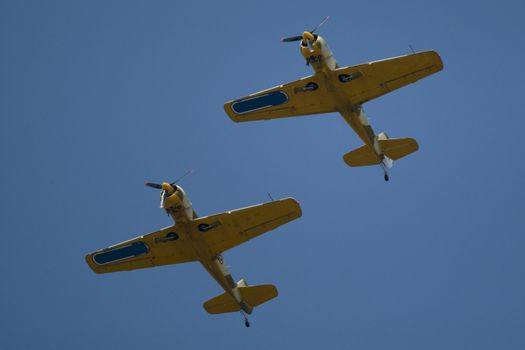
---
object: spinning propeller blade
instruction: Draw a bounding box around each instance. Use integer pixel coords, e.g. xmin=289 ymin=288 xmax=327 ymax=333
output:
xmin=145 ymin=170 xmax=193 ymax=190
xmin=145 ymin=182 xmax=163 ymax=189
xmin=145 ymin=170 xmax=194 ymax=208
xmin=281 ymin=16 xmax=329 ymax=43
xmin=170 ymin=169 xmax=194 ymax=185
xmin=281 ymin=35 xmax=303 ymax=43
xmin=310 ymin=16 xmax=329 ymax=34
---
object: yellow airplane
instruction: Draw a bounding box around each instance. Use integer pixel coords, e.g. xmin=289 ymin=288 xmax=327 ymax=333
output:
xmin=85 ymin=180 xmax=302 ymax=327
xmin=224 ymin=17 xmax=443 ymax=181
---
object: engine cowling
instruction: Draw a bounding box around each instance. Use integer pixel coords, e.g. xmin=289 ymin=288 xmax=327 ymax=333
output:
xmin=163 ymin=186 xmax=183 ymax=209
xmin=300 ymin=35 xmax=337 ymax=71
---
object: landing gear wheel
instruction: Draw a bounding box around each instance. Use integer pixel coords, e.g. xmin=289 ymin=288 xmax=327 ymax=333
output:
xmin=384 ymin=173 xmax=389 ymax=181
xmin=240 ymin=311 xmax=250 ymax=328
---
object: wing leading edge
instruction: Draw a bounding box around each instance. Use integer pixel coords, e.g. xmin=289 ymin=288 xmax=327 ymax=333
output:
xmin=85 ymin=224 xmax=198 ymax=274
xmin=224 ymin=75 xmax=336 ymax=122
xmin=194 ymin=197 xmax=302 ymax=254
xmin=224 ymin=51 xmax=442 ymax=123
xmin=335 ymin=50 xmax=443 ymax=105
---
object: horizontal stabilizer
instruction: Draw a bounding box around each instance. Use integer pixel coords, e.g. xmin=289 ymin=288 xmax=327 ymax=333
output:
xmin=343 ymin=137 xmax=419 ymax=167
xmin=203 ymin=284 xmax=278 ymax=314
xmin=380 ymin=138 xmax=419 ymax=160
xmin=239 ymin=284 xmax=278 ymax=307
xmin=343 ymin=145 xmax=381 ymax=167
xmin=203 ymin=291 xmax=240 ymax=314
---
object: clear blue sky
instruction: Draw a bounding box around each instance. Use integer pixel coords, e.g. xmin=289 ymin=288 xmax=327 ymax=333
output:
xmin=1 ymin=0 xmax=524 ymax=349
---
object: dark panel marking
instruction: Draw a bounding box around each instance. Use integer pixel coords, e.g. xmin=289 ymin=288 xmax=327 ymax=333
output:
xmin=198 ymin=221 xmax=221 ymax=233
xmin=339 ymin=71 xmax=363 ymax=83
xmin=93 ymin=242 xmax=149 ymax=265
xmin=155 ymin=232 xmax=179 ymax=243
xmin=232 ymin=91 xmax=288 ymax=115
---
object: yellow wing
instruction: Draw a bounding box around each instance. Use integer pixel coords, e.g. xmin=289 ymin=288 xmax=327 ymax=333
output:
xmin=224 ymin=75 xmax=336 ymax=122
xmin=335 ymin=51 xmax=443 ymax=105
xmin=85 ymin=224 xmax=197 ymax=274
xmin=193 ymin=198 xmax=302 ymax=254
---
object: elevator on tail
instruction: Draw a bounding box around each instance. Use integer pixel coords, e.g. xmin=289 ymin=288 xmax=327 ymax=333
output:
xmin=224 ymin=17 xmax=443 ymax=181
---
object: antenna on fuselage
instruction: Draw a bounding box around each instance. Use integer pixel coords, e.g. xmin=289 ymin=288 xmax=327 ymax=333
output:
xmin=267 ymin=192 xmax=274 ymax=202
xmin=409 ymin=44 xmax=416 ymax=54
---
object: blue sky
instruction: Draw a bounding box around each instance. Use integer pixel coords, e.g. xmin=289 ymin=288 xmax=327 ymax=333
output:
xmin=1 ymin=0 xmax=524 ymax=349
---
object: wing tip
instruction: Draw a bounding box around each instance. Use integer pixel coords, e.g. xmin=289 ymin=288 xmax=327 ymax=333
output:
xmin=223 ymin=102 xmax=241 ymax=123
xmin=426 ymin=50 xmax=444 ymax=71
xmin=281 ymin=197 xmax=303 ymax=218
xmin=85 ymin=253 xmax=103 ymax=274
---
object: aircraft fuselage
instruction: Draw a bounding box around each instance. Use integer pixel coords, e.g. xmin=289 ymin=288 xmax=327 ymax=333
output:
xmin=163 ymin=186 xmax=253 ymax=314
xmin=299 ymin=33 xmax=391 ymax=172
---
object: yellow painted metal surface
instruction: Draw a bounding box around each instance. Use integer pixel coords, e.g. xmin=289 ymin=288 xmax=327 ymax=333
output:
xmin=203 ymin=291 xmax=241 ymax=314
xmin=195 ymin=198 xmax=302 ymax=254
xmin=335 ymin=51 xmax=443 ymax=105
xmin=162 ymin=182 xmax=175 ymax=194
xmin=203 ymin=284 xmax=278 ymax=314
xmin=224 ymin=75 xmax=336 ymax=122
xmin=380 ymin=138 xmax=419 ymax=160
xmin=343 ymin=138 xmax=420 ymax=166
xmin=238 ymin=284 xmax=278 ymax=307
xmin=86 ymin=196 xmax=302 ymax=317
xmin=224 ymin=51 xmax=443 ymax=123
xmin=343 ymin=144 xmax=382 ymax=167
xmin=224 ymin=44 xmax=442 ymax=173
xmin=85 ymin=224 xmax=197 ymax=274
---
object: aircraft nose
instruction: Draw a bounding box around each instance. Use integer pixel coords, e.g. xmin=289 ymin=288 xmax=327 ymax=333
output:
xmin=302 ymin=31 xmax=315 ymax=43
xmin=162 ymin=182 xmax=175 ymax=194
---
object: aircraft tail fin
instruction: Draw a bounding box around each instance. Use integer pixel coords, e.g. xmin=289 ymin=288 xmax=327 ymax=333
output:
xmin=343 ymin=137 xmax=419 ymax=167
xmin=203 ymin=284 xmax=278 ymax=314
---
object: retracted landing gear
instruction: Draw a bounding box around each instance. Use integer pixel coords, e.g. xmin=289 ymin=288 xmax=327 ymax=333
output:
xmin=240 ymin=311 xmax=250 ymax=328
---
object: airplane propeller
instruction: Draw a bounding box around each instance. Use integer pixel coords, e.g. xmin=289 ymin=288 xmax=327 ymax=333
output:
xmin=280 ymin=16 xmax=329 ymax=43
xmin=144 ymin=170 xmax=194 ymax=208
xmin=145 ymin=182 xmax=176 ymax=208
xmin=144 ymin=182 xmax=163 ymax=189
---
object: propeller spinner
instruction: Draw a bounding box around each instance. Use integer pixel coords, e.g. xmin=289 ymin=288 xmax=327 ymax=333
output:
xmin=145 ymin=182 xmax=176 ymax=208
xmin=145 ymin=181 xmax=176 ymax=193
xmin=144 ymin=170 xmax=193 ymax=208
